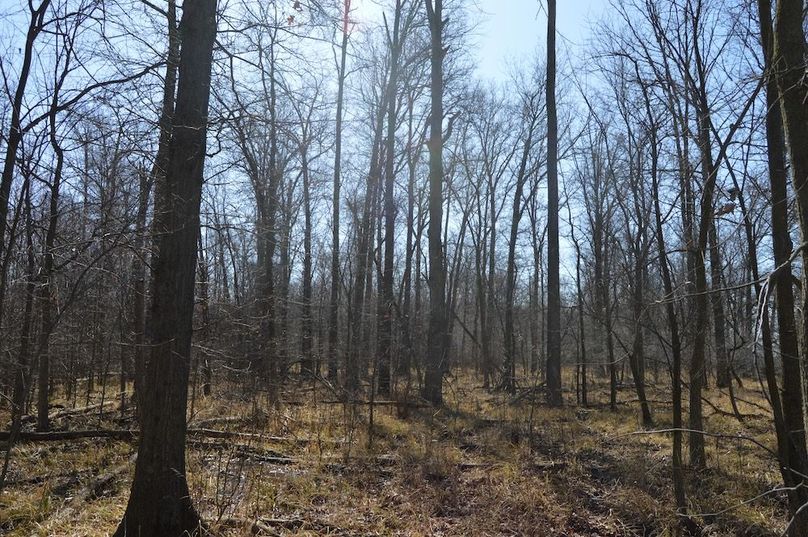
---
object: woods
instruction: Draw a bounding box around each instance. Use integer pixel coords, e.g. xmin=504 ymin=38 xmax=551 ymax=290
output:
xmin=2 ymin=0 xmax=808 ymax=535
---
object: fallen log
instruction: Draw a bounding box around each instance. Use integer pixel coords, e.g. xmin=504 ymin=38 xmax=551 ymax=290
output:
xmin=0 ymin=428 xmax=320 ymax=445
xmin=189 ymin=428 xmax=287 ymax=443
xmin=316 ymin=399 xmax=430 ymax=408
xmin=190 ymin=416 xmax=245 ymax=428
xmin=188 ymin=440 xmax=297 ymax=465
xmin=13 ymin=402 xmax=119 ymax=427
xmin=0 ymin=429 xmax=136 ymax=442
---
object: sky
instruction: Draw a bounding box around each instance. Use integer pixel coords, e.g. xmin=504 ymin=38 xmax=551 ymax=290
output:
xmin=351 ymin=0 xmax=610 ymax=81
xmin=474 ymin=0 xmax=609 ymax=80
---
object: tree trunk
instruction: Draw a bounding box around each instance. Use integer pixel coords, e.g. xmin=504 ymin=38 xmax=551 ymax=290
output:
xmin=379 ymin=0 xmax=402 ymax=397
xmin=36 ymin=77 xmax=68 ymax=433
xmin=569 ymin=211 xmax=587 ymax=407
xmin=766 ymin=1 xmax=808 ymax=532
xmin=483 ymin=183 xmax=496 ymax=390
xmin=329 ymin=0 xmax=351 ymax=383
xmin=688 ymin=79 xmax=718 ymax=469
xmin=0 ymin=180 xmax=35 ymax=491
xmin=114 ymin=0 xmax=216 ymax=533
xmin=137 ymin=0 xmax=178 ymax=409
xmin=0 ymin=0 xmax=50 ymax=331
xmin=708 ymin=222 xmax=730 ymax=389
xmin=198 ymin=235 xmax=212 ymax=397
xmin=502 ymin=118 xmax=535 ymax=393
xmin=262 ymin=44 xmax=280 ymax=383
xmin=300 ymin=143 xmax=314 ymax=376
xmin=423 ymin=0 xmax=448 ymax=406
xmin=646 ymin=105 xmax=687 ymax=518
xmin=545 ymin=0 xmax=562 ymax=406
xmin=629 ymin=256 xmax=652 ymax=426
xmin=603 ymin=235 xmax=617 ymax=412
xmin=397 ymin=95 xmax=418 ymax=380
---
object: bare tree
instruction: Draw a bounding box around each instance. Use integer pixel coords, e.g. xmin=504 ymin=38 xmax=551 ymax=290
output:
xmin=545 ymin=0 xmax=562 ymax=407
xmin=423 ymin=0 xmax=448 ymax=405
xmin=114 ymin=0 xmax=217 ymax=532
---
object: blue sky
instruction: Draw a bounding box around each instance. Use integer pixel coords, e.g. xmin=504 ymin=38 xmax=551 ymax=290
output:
xmin=352 ymin=0 xmax=610 ymax=81
xmin=473 ymin=0 xmax=609 ymax=80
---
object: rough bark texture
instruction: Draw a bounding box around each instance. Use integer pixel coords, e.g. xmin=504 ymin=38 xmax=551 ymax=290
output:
xmin=769 ymin=1 xmax=808 ymax=533
xmin=137 ymin=0 xmax=178 ymax=408
xmin=113 ymin=0 xmax=217 ymax=534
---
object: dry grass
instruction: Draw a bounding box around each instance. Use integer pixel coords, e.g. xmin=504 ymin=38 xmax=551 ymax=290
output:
xmin=0 ymin=370 xmax=788 ymax=536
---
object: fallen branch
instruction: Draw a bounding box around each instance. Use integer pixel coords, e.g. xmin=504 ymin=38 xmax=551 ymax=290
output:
xmin=189 ymin=416 xmax=245 ymax=428
xmin=37 ymin=454 xmax=136 ymax=533
xmin=0 ymin=427 xmax=322 ymax=446
xmin=188 ymin=440 xmax=297 ymax=465
xmin=302 ymin=399 xmax=430 ymax=408
xmin=0 ymin=429 xmax=136 ymax=442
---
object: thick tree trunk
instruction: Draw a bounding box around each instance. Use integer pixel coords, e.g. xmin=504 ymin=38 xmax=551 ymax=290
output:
xmin=278 ymin=189 xmax=292 ymax=376
xmin=483 ymin=185 xmax=496 ymax=390
xmin=136 ymin=0 xmax=178 ymax=408
xmin=767 ymin=1 xmax=808 ymax=532
xmin=350 ymin=109 xmax=385 ymax=393
xmin=688 ymin=85 xmax=717 ymax=469
xmin=262 ymin=47 xmax=280 ymax=383
xmin=114 ymin=0 xmax=216 ymax=533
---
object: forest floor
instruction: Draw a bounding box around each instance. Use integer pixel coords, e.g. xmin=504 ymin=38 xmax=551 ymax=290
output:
xmin=0 ymin=370 xmax=789 ymax=536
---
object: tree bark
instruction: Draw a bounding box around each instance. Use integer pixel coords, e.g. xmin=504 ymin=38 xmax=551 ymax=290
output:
xmin=766 ymin=1 xmax=808 ymax=532
xmin=645 ymin=100 xmax=687 ymax=518
xmin=0 ymin=179 xmax=35 ymax=491
xmin=379 ymin=0 xmax=403 ymax=397
xmin=136 ymin=0 xmax=178 ymax=409
xmin=329 ymin=0 xmax=351 ymax=384
xmin=36 ymin=61 xmax=69 ymax=432
xmin=423 ymin=0 xmax=448 ymax=406
xmin=300 ymin=140 xmax=314 ymax=376
xmin=708 ymin=221 xmax=730 ymax=389
xmin=114 ymin=0 xmax=216 ymax=533
xmin=545 ymin=0 xmax=562 ymax=407
xmin=502 ymin=113 xmax=536 ymax=394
